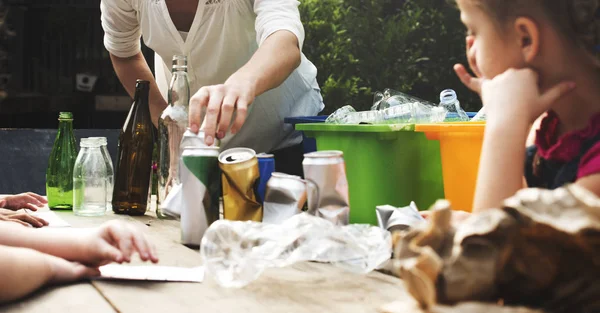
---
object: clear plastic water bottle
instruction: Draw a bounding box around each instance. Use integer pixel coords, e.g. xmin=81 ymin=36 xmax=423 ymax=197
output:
xmin=73 ymin=138 xmax=108 ymax=216
xmin=440 ymin=89 xmax=470 ymax=122
xmin=89 ymin=137 xmax=114 ymax=211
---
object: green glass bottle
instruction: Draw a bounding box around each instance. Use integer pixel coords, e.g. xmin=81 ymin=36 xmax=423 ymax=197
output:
xmin=46 ymin=112 xmax=78 ymax=210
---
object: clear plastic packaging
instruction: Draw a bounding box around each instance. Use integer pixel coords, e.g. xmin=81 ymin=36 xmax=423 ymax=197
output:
xmin=200 ymin=213 xmax=392 ymax=288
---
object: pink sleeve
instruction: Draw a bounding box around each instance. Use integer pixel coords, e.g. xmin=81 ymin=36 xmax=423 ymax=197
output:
xmin=578 ymin=142 xmax=600 ymax=179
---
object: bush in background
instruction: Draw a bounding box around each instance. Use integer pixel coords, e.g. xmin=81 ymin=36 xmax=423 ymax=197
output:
xmin=300 ymin=0 xmax=482 ymax=114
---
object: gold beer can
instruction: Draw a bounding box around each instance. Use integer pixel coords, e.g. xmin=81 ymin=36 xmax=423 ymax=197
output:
xmin=218 ymin=148 xmax=262 ymax=221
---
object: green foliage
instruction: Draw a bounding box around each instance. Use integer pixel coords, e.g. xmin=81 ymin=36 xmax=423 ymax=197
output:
xmin=299 ymin=0 xmax=482 ymax=114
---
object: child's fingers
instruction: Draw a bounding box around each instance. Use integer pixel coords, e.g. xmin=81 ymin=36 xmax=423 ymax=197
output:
xmin=454 ymin=64 xmax=483 ymax=94
xmin=130 ymin=231 xmax=153 ymax=262
xmin=105 ymin=223 xmax=134 ymax=262
xmin=540 ymin=81 xmax=577 ymax=109
xmin=98 ymin=241 xmax=124 ymax=264
xmin=11 ymin=213 xmax=45 ymax=227
xmin=27 ymin=192 xmax=48 ymax=204
xmin=7 ymin=219 xmax=30 ymax=227
xmin=24 ymin=203 xmax=41 ymax=212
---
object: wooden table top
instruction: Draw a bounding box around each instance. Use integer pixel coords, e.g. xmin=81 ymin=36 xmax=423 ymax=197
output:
xmin=0 ymin=210 xmax=414 ymax=313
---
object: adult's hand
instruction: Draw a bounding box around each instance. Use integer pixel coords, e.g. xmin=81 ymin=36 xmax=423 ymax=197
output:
xmin=188 ymin=30 xmax=302 ymax=146
xmin=188 ymin=72 xmax=257 ymax=147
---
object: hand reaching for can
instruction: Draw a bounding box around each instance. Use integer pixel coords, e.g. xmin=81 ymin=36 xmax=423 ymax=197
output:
xmin=188 ymin=72 xmax=257 ymax=146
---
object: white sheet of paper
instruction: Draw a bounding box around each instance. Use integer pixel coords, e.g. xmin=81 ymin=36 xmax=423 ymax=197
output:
xmin=31 ymin=211 xmax=71 ymax=227
xmin=97 ymin=264 xmax=205 ymax=283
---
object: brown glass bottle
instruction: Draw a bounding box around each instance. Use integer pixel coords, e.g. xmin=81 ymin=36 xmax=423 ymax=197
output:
xmin=112 ymin=80 xmax=155 ymax=215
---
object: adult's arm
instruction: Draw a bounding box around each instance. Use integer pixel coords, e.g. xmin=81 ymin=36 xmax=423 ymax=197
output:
xmin=101 ymin=0 xmax=166 ymax=126
xmin=189 ymin=0 xmax=305 ymax=146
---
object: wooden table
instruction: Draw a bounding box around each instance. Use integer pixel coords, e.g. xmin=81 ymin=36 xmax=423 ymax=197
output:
xmin=0 ymin=210 xmax=414 ymax=313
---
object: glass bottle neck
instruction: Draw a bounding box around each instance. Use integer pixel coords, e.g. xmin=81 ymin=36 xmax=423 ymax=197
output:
xmin=57 ymin=119 xmax=73 ymax=134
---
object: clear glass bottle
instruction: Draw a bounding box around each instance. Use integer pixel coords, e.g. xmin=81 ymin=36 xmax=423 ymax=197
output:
xmin=89 ymin=136 xmax=114 ymax=211
xmin=157 ymin=55 xmax=190 ymax=219
xmin=46 ymin=112 xmax=78 ymax=210
xmin=73 ymin=138 xmax=108 ymax=216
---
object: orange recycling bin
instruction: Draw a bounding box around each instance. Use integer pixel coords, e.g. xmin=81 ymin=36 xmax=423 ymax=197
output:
xmin=415 ymin=123 xmax=485 ymax=212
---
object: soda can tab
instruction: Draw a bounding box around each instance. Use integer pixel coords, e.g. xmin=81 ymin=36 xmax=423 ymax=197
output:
xmin=262 ymin=172 xmax=307 ymax=224
xmin=256 ymin=153 xmax=275 ymax=204
xmin=218 ymin=148 xmax=262 ymax=221
xmin=302 ymin=150 xmax=350 ymax=225
xmin=180 ymin=146 xmax=221 ymax=248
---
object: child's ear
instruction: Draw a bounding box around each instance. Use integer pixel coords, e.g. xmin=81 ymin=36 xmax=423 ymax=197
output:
xmin=514 ymin=17 xmax=540 ymax=63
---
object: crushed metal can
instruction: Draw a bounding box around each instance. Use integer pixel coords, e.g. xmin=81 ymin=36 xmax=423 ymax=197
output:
xmin=376 ymin=202 xmax=424 ymax=232
xmin=218 ymin=147 xmax=262 ymax=221
xmin=180 ymin=146 xmax=221 ymax=248
xmin=262 ymin=172 xmax=307 ymax=224
xmin=302 ymin=150 xmax=350 ymax=225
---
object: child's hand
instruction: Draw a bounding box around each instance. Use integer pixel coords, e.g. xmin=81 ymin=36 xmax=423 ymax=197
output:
xmin=47 ymin=254 xmax=100 ymax=284
xmin=0 ymin=208 xmax=48 ymax=228
xmin=0 ymin=192 xmax=47 ymax=211
xmin=454 ymin=65 xmax=576 ymax=125
xmin=78 ymin=220 xmax=159 ymax=267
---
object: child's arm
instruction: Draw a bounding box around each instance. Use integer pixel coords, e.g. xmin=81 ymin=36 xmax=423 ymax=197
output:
xmin=0 ymin=245 xmax=99 ymax=303
xmin=473 ymin=118 xmax=530 ymax=212
xmin=454 ymin=65 xmax=575 ymax=212
xmin=0 ymin=220 xmax=158 ymax=266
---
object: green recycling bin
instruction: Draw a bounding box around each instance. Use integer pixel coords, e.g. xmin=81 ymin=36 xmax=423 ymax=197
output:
xmin=296 ymin=123 xmax=445 ymax=225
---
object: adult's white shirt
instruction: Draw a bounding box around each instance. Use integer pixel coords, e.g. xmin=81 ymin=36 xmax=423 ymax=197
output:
xmin=100 ymin=0 xmax=323 ymax=152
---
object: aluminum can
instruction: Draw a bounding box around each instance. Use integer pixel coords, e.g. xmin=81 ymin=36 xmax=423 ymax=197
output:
xmin=256 ymin=153 xmax=275 ymax=204
xmin=262 ymin=172 xmax=307 ymax=224
xmin=302 ymin=150 xmax=350 ymax=225
xmin=218 ymin=148 xmax=262 ymax=221
xmin=180 ymin=146 xmax=221 ymax=248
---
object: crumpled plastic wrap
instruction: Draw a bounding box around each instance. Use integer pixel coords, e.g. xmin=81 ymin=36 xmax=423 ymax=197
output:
xmin=386 ymin=184 xmax=600 ymax=313
xmin=200 ymin=213 xmax=392 ymax=288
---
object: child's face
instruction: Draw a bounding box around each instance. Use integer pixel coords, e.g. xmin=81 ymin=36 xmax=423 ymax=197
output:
xmin=457 ymin=0 xmax=526 ymax=80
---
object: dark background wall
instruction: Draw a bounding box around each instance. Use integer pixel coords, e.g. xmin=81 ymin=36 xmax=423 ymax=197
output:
xmin=0 ymin=0 xmax=155 ymax=129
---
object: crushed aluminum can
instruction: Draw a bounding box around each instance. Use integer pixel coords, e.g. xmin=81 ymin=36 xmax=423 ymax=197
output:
xmin=218 ymin=147 xmax=262 ymax=221
xmin=302 ymin=150 xmax=350 ymax=225
xmin=262 ymin=172 xmax=307 ymax=224
xmin=376 ymin=201 xmax=424 ymax=232
xmin=180 ymin=146 xmax=221 ymax=248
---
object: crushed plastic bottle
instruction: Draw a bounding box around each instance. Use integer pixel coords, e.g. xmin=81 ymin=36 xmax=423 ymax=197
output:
xmin=382 ymin=102 xmax=446 ymax=124
xmin=325 ymin=105 xmax=357 ymax=124
xmin=200 ymin=213 xmax=392 ymax=288
xmin=440 ymin=89 xmax=470 ymax=122
xmin=471 ymin=106 xmax=486 ymax=122
xmin=341 ymin=110 xmax=384 ymax=124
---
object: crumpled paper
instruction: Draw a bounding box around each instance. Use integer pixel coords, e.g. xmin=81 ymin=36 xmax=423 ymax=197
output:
xmin=386 ymin=185 xmax=600 ymax=313
xmin=200 ymin=213 xmax=392 ymax=288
